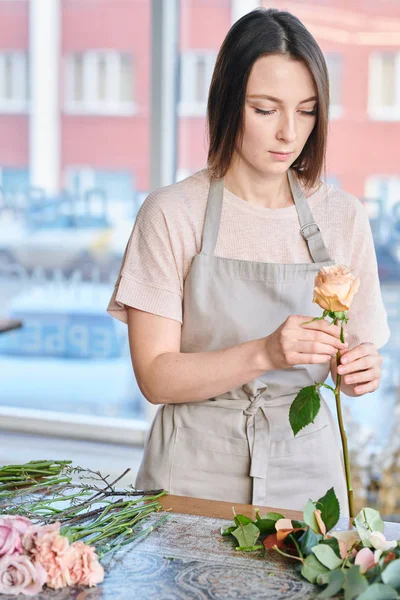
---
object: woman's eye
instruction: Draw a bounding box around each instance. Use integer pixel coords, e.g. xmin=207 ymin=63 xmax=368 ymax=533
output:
xmin=254 ymin=108 xmax=274 ymax=115
xmin=254 ymin=108 xmax=317 ymax=116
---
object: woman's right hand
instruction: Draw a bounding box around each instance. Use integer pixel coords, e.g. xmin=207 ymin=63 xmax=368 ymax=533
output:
xmin=264 ymin=315 xmax=348 ymax=369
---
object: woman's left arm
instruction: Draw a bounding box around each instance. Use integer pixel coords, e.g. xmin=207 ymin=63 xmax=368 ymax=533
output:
xmin=330 ymin=343 xmax=383 ymax=397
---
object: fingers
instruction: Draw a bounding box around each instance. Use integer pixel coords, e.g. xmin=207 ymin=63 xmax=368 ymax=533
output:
xmin=337 ymin=354 xmax=381 ymax=376
xmin=337 ymin=342 xmax=377 ymax=366
xmin=341 ymin=368 xmax=378 ymax=386
xmin=292 ymin=353 xmax=332 ymax=364
xmin=299 ymin=330 xmax=348 ymax=351
xmin=298 ymin=316 xmax=343 ymax=339
xmin=352 ymin=379 xmax=380 ymax=395
xmin=295 ymin=342 xmax=342 ymax=356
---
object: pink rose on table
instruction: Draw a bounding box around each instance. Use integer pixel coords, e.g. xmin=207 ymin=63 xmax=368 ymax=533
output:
xmin=0 ymin=516 xmax=32 ymax=536
xmin=69 ymin=541 xmax=104 ymax=587
xmin=313 ymin=265 xmax=360 ymax=312
xmin=0 ymin=522 xmax=23 ymax=557
xmin=0 ymin=554 xmax=46 ymax=596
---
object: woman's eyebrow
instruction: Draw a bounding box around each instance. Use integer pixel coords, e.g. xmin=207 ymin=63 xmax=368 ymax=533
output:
xmin=246 ymin=94 xmax=318 ymax=104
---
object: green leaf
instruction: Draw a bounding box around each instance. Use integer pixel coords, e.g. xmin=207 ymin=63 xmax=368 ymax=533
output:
xmin=343 ymin=565 xmax=369 ymax=600
xmin=255 ymin=519 xmax=279 ymax=535
xmin=255 ymin=511 xmax=284 ymax=534
xmin=289 ymin=386 xmax=321 ymax=436
xmin=318 ymin=569 xmax=345 ymax=598
xmin=320 ymin=537 xmax=342 ymax=559
xmin=301 ymin=553 xmax=329 ymax=584
xmin=261 ymin=512 xmax=285 ymax=521
xmin=354 ymin=508 xmax=384 ymax=546
xmin=382 ymin=559 xmax=400 ymax=590
xmin=357 ymin=583 xmax=399 ymax=600
xmin=234 ymin=513 xmax=254 ymax=527
xmin=298 ymin=527 xmax=323 ymax=557
xmin=231 ymin=522 xmax=260 ymax=550
xmin=292 ymin=519 xmax=307 ymax=529
xmin=312 ymin=544 xmax=343 ymax=570
xmin=317 ymin=488 xmax=340 ymax=531
xmin=304 ymin=499 xmax=320 ymax=533
xmin=220 ymin=525 xmax=236 ymax=536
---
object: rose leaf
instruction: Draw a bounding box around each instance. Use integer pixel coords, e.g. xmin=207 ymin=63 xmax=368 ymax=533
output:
xmin=317 ymin=487 xmax=340 ymax=532
xmin=289 ymin=385 xmax=321 ymax=436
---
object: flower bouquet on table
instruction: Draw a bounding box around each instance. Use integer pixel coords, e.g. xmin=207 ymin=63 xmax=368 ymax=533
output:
xmin=0 ymin=460 xmax=167 ymax=596
xmin=221 ymin=486 xmax=400 ymax=599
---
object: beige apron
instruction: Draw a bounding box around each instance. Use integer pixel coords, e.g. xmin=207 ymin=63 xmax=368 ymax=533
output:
xmin=135 ymin=168 xmax=348 ymax=516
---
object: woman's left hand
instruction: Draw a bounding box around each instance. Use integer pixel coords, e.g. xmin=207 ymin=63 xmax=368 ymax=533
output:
xmin=333 ymin=342 xmax=383 ymax=396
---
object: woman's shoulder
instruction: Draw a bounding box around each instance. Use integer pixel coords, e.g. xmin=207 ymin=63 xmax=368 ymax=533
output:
xmin=139 ymin=169 xmax=210 ymax=218
xmin=314 ymin=180 xmax=369 ymax=222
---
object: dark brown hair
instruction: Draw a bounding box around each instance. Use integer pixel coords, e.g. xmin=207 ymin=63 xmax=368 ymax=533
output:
xmin=206 ymin=7 xmax=330 ymax=192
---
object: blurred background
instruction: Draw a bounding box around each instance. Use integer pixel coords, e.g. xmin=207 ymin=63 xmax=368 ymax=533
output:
xmin=0 ymin=0 xmax=399 ymax=517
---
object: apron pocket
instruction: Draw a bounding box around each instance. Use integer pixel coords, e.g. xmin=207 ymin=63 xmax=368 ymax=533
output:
xmin=270 ymin=424 xmax=328 ymax=458
xmin=169 ymin=426 xmax=252 ymax=502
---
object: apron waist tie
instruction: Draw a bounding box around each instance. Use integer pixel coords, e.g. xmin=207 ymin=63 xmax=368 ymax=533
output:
xmin=243 ymin=393 xmax=271 ymax=505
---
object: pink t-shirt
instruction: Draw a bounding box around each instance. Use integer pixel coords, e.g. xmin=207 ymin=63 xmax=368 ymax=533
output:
xmin=107 ymin=168 xmax=390 ymax=350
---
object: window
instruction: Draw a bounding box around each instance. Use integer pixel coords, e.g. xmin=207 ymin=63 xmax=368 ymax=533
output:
xmin=65 ymin=167 xmax=136 ymax=205
xmin=64 ymin=51 xmax=135 ymax=115
xmin=325 ymin=53 xmax=343 ymax=119
xmin=368 ymin=53 xmax=400 ymax=120
xmin=0 ymin=52 xmax=28 ymax=112
xmin=179 ymin=50 xmax=216 ymax=117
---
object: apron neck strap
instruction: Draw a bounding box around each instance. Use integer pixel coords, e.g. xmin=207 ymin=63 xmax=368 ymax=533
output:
xmin=201 ymin=169 xmax=332 ymax=263
xmin=200 ymin=177 xmax=224 ymax=256
xmin=287 ymin=168 xmax=332 ymax=263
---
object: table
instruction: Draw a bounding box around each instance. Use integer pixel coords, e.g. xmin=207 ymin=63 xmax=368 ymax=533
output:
xmin=0 ymin=318 xmax=22 ymax=334
xmin=3 ymin=495 xmax=400 ymax=599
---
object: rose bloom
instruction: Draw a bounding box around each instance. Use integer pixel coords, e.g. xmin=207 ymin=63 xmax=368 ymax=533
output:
xmin=0 ymin=516 xmax=32 ymax=536
xmin=69 ymin=541 xmax=104 ymax=587
xmin=0 ymin=515 xmax=33 ymax=557
xmin=0 ymin=523 xmax=22 ymax=557
xmin=313 ymin=265 xmax=360 ymax=312
xmin=0 ymin=554 xmax=46 ymax=596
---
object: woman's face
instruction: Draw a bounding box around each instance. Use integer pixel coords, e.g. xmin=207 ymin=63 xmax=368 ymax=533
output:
xmin=238 ymin=54 xmax=318 ymax=174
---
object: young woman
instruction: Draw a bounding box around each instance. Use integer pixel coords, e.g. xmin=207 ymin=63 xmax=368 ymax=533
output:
xmin=107 ymin=8 xmax=389 ymax=514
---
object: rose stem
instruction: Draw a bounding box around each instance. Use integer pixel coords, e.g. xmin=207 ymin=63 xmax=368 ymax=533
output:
xmin=334 ymin=318 xmax=354 ymax=519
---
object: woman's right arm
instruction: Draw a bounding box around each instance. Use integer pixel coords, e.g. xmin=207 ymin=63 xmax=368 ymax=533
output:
xmin=128 ymin=308 xmax=348 ymax=405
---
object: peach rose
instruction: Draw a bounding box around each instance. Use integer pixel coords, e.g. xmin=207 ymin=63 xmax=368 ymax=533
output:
xmin=313 ymin=265 xmax=360 ymax=312
xmin=0 ymin=554 xmax=46 ymax=596
xmin=69 ymin=541 xmax=104 ymax=587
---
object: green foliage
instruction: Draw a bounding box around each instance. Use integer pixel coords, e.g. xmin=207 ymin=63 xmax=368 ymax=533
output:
xmin=231 ymin=522 xmax=260 ymax=550
xmin=382 ymin=559 xmax=400 ymax=590
xmin=303 ymin=499 xmax=320 ymax=533
xmin=301 ymin=554 xmax=329 ymax=584
xmin=317 ymin=488 xmax=340 ymax=532
xmin=312 ymin=544 xmax=343 ymax=570
xmin=289 ymin=386 xmax=321 ymax=436
xmin=343 ymin=565 xmax=369 ymax=600
xmin=317 ymin=569 xmax=345 ymax=598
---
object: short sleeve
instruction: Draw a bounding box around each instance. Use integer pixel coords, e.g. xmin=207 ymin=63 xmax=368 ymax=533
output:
xmin=346 ymin=203 xmax=390 ymax=350
xmin=107 ymin=190 xmax=184 ymax=324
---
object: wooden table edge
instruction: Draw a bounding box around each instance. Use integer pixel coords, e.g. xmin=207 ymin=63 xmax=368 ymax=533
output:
xmin=159 ymin=494 xmax=302 ymax=521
